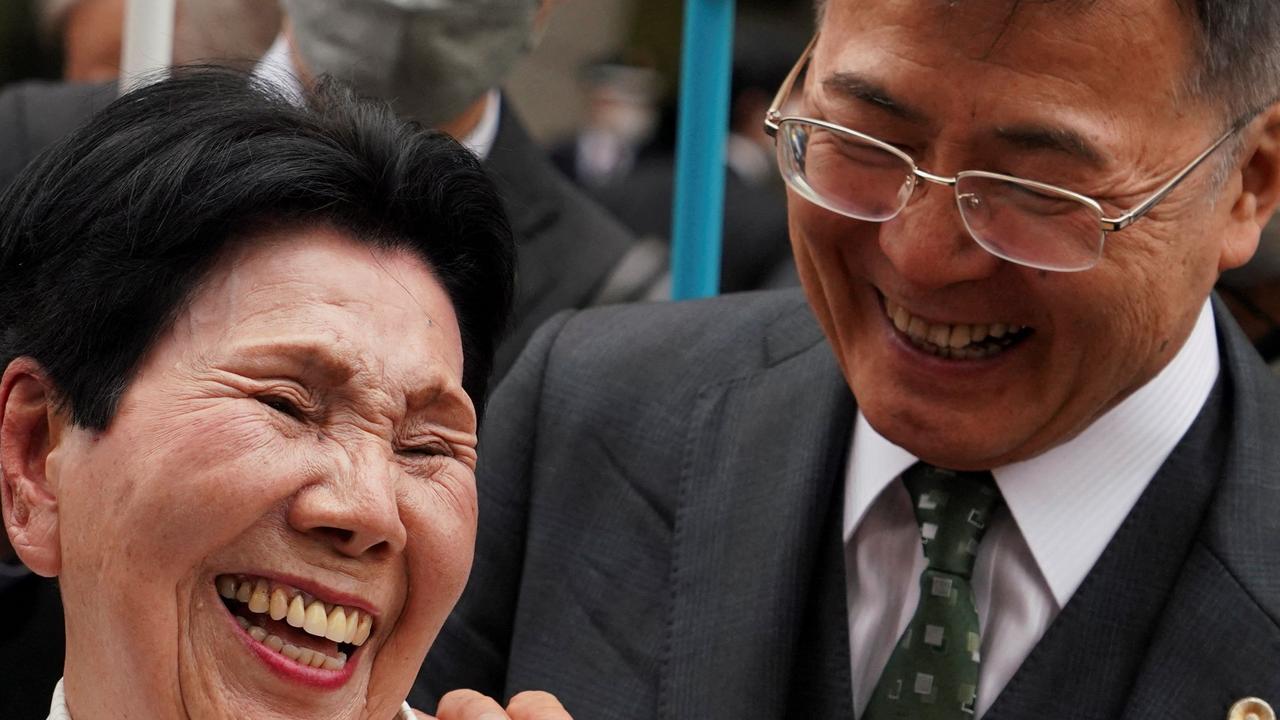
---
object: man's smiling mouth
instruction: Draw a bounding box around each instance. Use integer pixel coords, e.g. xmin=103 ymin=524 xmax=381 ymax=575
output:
xmin=882 ymin=296 xmax=1034 ymax=360
xmin=216 ymin=575 xmax=373 ymax=671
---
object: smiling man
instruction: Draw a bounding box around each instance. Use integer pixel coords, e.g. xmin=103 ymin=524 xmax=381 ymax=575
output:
xmin=415 ymin=0 xmax=1280 ymax=718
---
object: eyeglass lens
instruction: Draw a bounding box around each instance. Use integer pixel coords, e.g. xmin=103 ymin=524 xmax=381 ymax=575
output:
xmin=776 ymin=119 xmax=1106 ymax=271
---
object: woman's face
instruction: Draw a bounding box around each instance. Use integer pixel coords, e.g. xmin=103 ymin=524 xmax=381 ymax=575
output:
xmin=49 ymin=226 xmax=478 ymax=719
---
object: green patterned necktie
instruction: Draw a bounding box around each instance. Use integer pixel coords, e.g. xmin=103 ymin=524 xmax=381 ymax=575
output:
xmin=862 ymin=463 xmax=1003 ymax=720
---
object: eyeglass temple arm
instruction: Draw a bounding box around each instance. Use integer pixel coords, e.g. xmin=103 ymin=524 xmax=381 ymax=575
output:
xmin=764 ymin=34 xmax=820 ymax=137
xmin=1100 ymin=127 xmax=1238 ymax=231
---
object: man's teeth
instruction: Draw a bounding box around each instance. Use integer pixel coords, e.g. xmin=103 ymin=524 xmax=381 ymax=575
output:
xmin=235 ymin=615 xmax=348 ymax=670
xmin=217 ymin=575 xmax=374 ymax=654
xmin=884 ymin=298 xmax=1027 ymax=359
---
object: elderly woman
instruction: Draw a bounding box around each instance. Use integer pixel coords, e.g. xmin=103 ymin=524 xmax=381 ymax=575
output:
xmin=0 ymin=69 xmax=570 ymax=720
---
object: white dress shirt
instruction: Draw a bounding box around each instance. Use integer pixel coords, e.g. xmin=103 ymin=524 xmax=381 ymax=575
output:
xmin=844 ymin=299 xmax=1220 ymax=718
xmin=252 ymin=34 xmax=502 ymax=162
xmin=46 ymin=677 xmax=418 ymax=719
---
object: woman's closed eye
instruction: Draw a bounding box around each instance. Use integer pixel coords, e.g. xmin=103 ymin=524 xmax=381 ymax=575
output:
xmin=256 ymin=393 xmax=308 ymax=421
xmin=397 ymin=442 xmax=453 ymax=459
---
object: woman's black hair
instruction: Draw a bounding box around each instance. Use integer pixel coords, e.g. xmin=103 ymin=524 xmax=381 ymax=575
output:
xmin=0 ymin=66 xmax=515 ymax=429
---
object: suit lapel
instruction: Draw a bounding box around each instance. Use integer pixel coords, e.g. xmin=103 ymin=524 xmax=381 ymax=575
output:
xmin=986 ymin=300 xmax=1280 ymax=720
xmin=484 ymin=99 xmax=559 ymax=243
xmin=1119 ymin=545 xmax=1280 ymax=720
xmin=1119 ymin=303 xmax=1280 ymax=719
xmin=787 ymin=484 xmax=859 ymax=719
xmin=660 ymin=306 xmax=856 ymax=720
xmin=983 ymin=377 xmax=1227 ymax=720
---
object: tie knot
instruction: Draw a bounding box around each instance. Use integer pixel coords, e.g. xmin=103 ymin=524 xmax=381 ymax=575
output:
xmin=902 ymin=462 xmax=1002 ymax=578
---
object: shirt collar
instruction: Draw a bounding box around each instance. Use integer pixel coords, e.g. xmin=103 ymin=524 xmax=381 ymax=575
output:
xmin=46 ymin=678 xmax=69 ymax=720
xmin=844 ymin=298 xmax=1220 ymax=607
xmin=251 ymin=34 xmax=502 ymax=161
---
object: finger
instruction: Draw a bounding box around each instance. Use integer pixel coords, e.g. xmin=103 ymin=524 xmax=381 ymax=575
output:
xmin=506 ymin=691 xmax=573 ymax=720
xmin=435 ymin=689 xmax=509 ymax=720
xmin=409 ymin=710 xmax=435 ymax=720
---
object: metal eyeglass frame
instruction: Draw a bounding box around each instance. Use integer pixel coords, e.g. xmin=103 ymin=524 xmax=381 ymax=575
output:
xmin=763 ymin=34 xmax=1240 ymax=265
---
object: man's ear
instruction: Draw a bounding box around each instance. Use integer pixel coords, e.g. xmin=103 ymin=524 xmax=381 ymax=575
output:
xmin=1 ymin=357 xmax=67 ymax=577
xmin=1219 ymin=103 xmax=1280 ymax=272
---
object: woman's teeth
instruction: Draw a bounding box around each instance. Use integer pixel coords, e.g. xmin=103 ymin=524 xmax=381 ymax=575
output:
xmin=217 ymin=575 xmax=374 ymax=670
xmin=883 ymin=298 xmax=1028 ymax=359
xmin=235 ymin=615 xmax=348 ymax=670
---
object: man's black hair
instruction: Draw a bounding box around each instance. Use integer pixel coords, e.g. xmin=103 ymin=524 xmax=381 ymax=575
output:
xmin=813 ymin=0 xmax=1280 ymax=120
xmin=0 ymin=66 xmax=515 ymax=430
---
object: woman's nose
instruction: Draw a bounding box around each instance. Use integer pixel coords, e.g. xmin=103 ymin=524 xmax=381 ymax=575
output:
xmin=878 ymin=178 xmax=1004 ymax=289
xmin=288 ymin=444 xmax=407 ymax=559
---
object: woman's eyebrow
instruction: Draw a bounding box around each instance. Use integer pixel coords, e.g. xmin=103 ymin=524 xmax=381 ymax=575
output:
xmin=221 ymin=338 xmax=364 ymax=384
xmin=223 ymin=339 xmax=470 ymax=417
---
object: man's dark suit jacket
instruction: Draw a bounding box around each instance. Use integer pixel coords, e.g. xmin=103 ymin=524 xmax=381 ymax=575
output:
xmin=414 ymin=289 xmax=1280 ymax=719
xmin=0 ymin=79 xmax=637 ymax=720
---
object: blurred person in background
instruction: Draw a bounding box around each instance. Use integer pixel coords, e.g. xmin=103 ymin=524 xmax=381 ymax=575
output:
xmin=589 ymin=19 xmax=806 ymax=293
xmin=550 ymin=60 xmax=661 ymax=192
xmin=273 ymin=0 xmax=649 ymax=376
xmin=0 ymin=0 xmax=59 ymax=86
xmin=0 ymin=0 xmax=281 ymax=183
xmin=35 ymin=0 xmax=280 ymax=82
xmin=0 ymin=0 xmax=649 ymax=377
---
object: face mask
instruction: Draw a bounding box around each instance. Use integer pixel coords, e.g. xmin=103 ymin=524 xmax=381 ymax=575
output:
xmin=282 ymin=0 xmax=539 ymax=126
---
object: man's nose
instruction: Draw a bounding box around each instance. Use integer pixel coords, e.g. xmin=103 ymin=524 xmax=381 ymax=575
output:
xmin=878 ymin=177 xmax=1004 ymax=289
xmin=288 ymin=443 xmax=406 ymax=559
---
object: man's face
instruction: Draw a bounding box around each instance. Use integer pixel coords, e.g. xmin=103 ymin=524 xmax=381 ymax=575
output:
xmin=792 ymin=0 xmax=1246 ymax=469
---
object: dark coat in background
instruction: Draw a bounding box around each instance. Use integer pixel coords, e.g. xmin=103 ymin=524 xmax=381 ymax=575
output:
xmin=593 ymin=155 xmax=794 ymax=294
xmin=414 ymin=288 xmax=1280 ymax=720
xmin=0 ymin=574 xmax=63 ymax=718
xmin=0 ymin=78 xmax=639 ymax=720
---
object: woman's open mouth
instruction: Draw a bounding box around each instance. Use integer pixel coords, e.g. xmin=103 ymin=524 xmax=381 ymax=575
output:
xmin=216 ymin=575 xmax=373 ymax=673
xmin=882 ymin=295 xmax=1034 ymax=360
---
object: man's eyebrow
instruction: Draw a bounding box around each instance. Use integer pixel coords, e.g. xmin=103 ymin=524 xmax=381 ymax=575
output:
xmin=822 ymin=72 xmax=928 ymax=124
xmin=993 ymin=124 xmax=1106 ymax=166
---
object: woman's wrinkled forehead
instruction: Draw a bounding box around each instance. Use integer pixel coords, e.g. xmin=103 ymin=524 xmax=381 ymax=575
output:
xmin=164 ymin=224 xmax=468 ymax=411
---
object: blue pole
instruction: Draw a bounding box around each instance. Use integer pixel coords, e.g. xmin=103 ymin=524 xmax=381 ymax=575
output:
xmin=670 ymin=0 xmax=735 ymax=300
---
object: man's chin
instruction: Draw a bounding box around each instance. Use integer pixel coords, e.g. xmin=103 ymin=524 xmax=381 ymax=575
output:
xmin=861 ymin=401 xmax=1041 ymax=471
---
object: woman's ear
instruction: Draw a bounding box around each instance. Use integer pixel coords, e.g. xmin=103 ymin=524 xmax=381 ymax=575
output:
xmin=1219 ymin=103 xmax=1280 ymax=272
xmin=1 ymin=357 xmax=67 ymax=577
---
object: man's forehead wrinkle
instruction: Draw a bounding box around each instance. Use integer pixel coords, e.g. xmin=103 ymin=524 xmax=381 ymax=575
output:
xmin=815 ymin=48 xmax=1117 ymax=167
